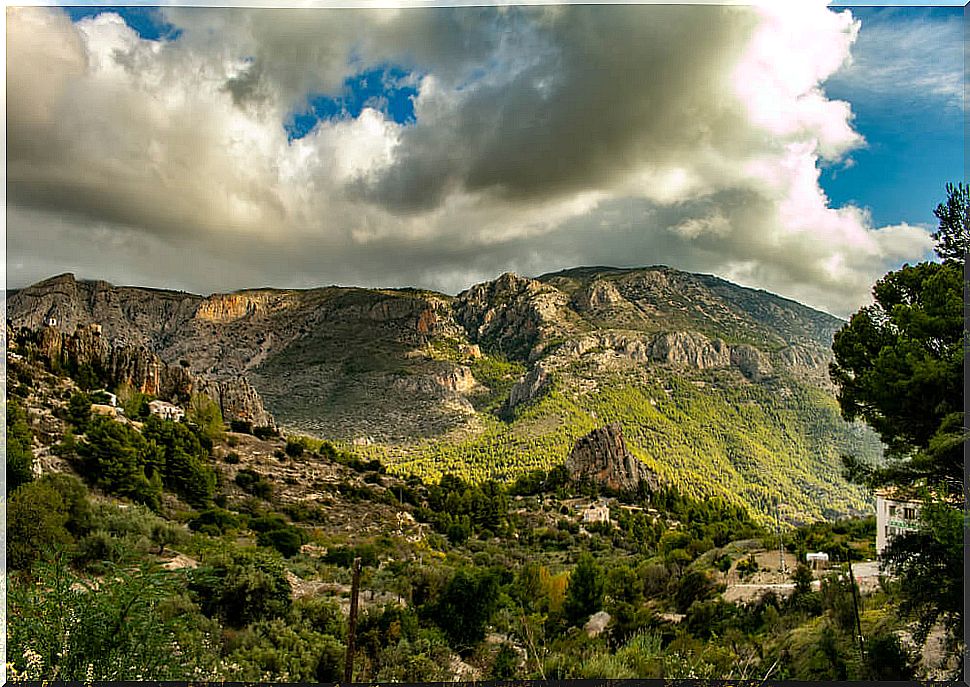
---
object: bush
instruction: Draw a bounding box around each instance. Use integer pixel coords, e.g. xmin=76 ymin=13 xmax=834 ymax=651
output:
xmin=230 ymin=419 xmax=253 ymax=434
xmin=257 ymin=528 xmax=304 ymax=558
xmin=253 ymin=425 xmax=278 ymax=440
xmin=189 ymin=550 xmax=292 ymax=628
xmin=8 ymin=555 xmax=218 ymax=681
xmin=235 ymin=468 xmax=273 ymax=499
xmin=7 ymin=399 xmax=35 ymax=494
xmin=188 ymin=507 xmax=242 ymax=535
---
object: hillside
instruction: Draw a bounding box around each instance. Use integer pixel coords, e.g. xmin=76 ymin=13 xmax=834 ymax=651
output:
xmin=7 ymin=267 xmax=882 ymax=523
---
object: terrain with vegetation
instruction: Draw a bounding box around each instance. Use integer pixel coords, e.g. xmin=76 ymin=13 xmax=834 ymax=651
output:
xmin=7 ymin=259 xmax=960 ymax=682
xmin=8 ymin=266 xmax=881 ymax=524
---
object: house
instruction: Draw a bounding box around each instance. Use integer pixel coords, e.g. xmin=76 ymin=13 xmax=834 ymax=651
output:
xmin=581 ymin=502 xmax=611 ymax=524
xmin=875 ymin=488 xmax=922 ymax=557
xmin=148 ymin=400 xmax=185 ymax=422
xmin=805 ymin=551 xmax=829 ymax=570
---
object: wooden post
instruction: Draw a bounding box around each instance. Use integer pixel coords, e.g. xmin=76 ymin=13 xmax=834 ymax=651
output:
xmin=344 ymin=557 xmax=362 ymax=684
xmin=847 ymin=557 xmax=864 ymax=655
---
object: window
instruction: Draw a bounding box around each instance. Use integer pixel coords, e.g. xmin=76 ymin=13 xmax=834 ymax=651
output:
xmin=889 ymin=505 xmax=897 ymax=516
xmin=904 ymin=507 xmax=916 ymax=520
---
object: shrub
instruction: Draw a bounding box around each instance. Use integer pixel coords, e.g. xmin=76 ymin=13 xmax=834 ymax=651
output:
xmin=253 ymin=425 xmax=278 ymax=440
xmin=257 ymin=528 xmax=304 ymax=558
xmin=189 ymin=550 xmax=292 ymax=628
xmin=230 ymin=419 xmax=253 ymax=434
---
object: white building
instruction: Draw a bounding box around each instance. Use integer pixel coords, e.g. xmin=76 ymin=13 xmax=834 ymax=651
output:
xmin=148 ymin=400 xmax=185 ymax=422
xmin=805 ymin=552 xmax=829 ymax=570
xmin=582 ymin=502 xmax=611 ymax=524
xmin=875 ymin=489 xmax=921 ymax=557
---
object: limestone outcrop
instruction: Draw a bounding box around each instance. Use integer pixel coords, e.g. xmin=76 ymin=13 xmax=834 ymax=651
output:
xmin=564 ymin=423 xmax=657 ymax=492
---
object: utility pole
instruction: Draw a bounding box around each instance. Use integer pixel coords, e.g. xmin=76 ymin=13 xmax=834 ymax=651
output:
xmin=847 ymin=556 xmax=865 ymax=655
xmin=344 ymin=557 xmax=362 ymax=684
xmin=776 ymin=502 xmax=787 ymax=573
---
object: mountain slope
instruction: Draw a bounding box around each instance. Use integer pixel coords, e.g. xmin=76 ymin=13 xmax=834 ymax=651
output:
xmin=7 ymin=267 xmax=882 ymax=523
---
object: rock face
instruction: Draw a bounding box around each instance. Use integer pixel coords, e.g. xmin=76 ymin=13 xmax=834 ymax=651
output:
xmin=7 ymin=266 xmax=847 ymax=440
xmin=507 ymin=365 xmax=551 ymax=410
xmin=649 ymin=331 xmax=731 ymax=369
xmin=14 ymin=323 xmax=274 ymax=427
xmin=195 ymin=292 xmax=277 ymax=323
xmin=565 ymin=424 xmax=657 ymax=492
xmin=195 ymin=377 xmax=275 ymax=427
xmin=454 ymin=272 xmax=577 ymax=360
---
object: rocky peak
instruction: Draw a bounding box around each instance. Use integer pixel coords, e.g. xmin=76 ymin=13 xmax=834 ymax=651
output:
xmin=564 ymin=423 xmax=657 ymax=492
xmin=453 ymin=272 xmax=576 ymax=360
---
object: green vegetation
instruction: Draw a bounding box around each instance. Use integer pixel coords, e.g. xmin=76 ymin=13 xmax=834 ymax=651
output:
xmin=364 ymin=371 xmax=875 ymax=524
xmin=6 ymin=399 xmax=35 ymax=494
xmin=830 ymin=183 xmax=966 ymax=675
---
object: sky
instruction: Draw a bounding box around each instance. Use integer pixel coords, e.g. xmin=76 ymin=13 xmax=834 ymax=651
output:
xmin=5 ymin=2 xmax=964 ymax=317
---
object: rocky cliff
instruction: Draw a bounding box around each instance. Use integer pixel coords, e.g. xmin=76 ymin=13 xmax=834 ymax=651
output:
xmin=565 ymin=423 xmax=658 ymax=492
xmin=11 ymin=323 xmax=274 ymax=427
xmin=7 ymin=267 xmax=880 ymax=521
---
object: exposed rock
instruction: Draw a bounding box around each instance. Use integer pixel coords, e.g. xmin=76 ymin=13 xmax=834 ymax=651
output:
xmin=391 ymin=364 xmax=479 ymax=399
xmin=30 ymin=325 xmax=193 ymax=399
xmin=507 ymin=364 xmax=551 ymax=410
xmin=572 ymin=280 xmax=626 ymax=312
xmin=730 ymin=344 xmax=772 ymax=381
xmin=15 ymin=324 xmax=274 ymax=427
xmin=565 ymin=423 xmax=657 ymax=492
xmin=196 ymin=376 xmax=276 ymax=428
xmin=585 ymin=611 xmax=612 ymax=637
xmin=194 ymin=292 xmax=275 ymax=323
xmin=649 ymin=331 xmax=730 ymax=369
xmin=454 ymin=272 xmax=576 ymax=360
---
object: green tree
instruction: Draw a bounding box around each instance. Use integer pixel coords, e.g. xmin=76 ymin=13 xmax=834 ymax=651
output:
xmin=831 ymin=260 xmax=964 ymax=491
xmin=67 ymin=391 xmax=92 ymax=433
xmin=830 ymin=193 xmax=966 ymax=673
xmin=187 ymin=393 xmax=224 ymax=444
xmin=142 ymin=416 xmax=216 ymax=507
xmin=75 ymin=416 xmax=165 ymax=510
xmin=563 ymin=553 xmax=605 ymax=627
xmin=432 ymin=567 xmax=500 ymax=653
xmin=791 ymin=562 xmax=813 ymax=597
xmin=8 ymin=479 xmax=74 ymax=570
xmin=8 ymin=474 xmax=92 ymax=570
xmin=932 ymin=181 xmax=969 ymax=262
xmin=189 ymin=549 xmax=292 ymax=628
xmin=7 ymin=399 xmax=35 ymax=494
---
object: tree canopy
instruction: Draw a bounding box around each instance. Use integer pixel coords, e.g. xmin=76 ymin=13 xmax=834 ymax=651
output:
xmin=932 ymin=181 xmax=969 ymax=263
xmin=830 ymin=184 xmax=966 ymax=674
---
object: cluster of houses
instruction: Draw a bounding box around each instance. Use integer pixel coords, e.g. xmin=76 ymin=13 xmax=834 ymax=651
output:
xmin=572 ymin=490 xmax=921 ymax=569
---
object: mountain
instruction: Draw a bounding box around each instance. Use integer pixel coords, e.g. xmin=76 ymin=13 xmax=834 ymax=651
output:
xmin=7 ymin=267 xmax=882 ymax=524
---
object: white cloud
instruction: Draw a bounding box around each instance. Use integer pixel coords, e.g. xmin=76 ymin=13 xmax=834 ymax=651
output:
xmin=6 ymin=4 xmax=938 ymax=317
xmin=825 ymin=8 xmax=965 ymax=111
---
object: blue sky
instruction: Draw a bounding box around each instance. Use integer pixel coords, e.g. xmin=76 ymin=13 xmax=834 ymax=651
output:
xmin=64 ymin=6 xmax=181 ymax=40
xmin=822 ymin=6 xmax=964 ymax=229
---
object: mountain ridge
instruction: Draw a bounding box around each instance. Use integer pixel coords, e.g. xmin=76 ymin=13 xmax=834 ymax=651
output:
xmin=7 ymin=266 xmax=880 ymax=524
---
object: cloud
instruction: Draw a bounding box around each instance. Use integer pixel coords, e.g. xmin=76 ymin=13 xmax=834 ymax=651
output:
xmin=6 ymin=3 xmax=936 ymax=318
xmin=825 ymin=8 xmax=965 ymax=111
